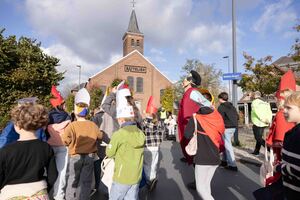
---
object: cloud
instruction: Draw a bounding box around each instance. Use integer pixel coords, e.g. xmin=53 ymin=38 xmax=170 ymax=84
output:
xmin=252 ymin=0 xmax=297 ymax=34
xmin=148 ymin=48 xmax=167 ymax=63
xmin=185 ymin=23 xmax=232 ymax=55
xmin=22 ymin=0 xmax=248 ymax=84
xmin=42 ymin=44 xmax=121 ymax=89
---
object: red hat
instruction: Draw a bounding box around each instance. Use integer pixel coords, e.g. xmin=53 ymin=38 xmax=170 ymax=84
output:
xmin=146 ymin=96 xmax=158 ymax=114
xmin=276 ymin=70 xmax=296 ymax=99
xmin=50 ymin=86 xmax=64 ymax=107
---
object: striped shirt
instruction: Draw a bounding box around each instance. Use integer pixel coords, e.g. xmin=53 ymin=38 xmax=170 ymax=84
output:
xmin=282 ymin=123 xmax=300 ymax=195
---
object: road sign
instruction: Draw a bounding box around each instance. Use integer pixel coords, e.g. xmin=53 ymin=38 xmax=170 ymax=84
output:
xmin=222 ymin=72 xmax=242 ymax=80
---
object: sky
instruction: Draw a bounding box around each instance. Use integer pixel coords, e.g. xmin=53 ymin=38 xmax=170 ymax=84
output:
xmin=1 ymin=0 xmax=299 ymax=97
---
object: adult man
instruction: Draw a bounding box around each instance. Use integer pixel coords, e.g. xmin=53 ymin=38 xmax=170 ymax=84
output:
xmin=178 ymin=70 xmax=201 ymax=165
xmin=218 ymin=92 xmax=239 ymax=171
xmin=251 ymin=91 xmax=272 ymax=155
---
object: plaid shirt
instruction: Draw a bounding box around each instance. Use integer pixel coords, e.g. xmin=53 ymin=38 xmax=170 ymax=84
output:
xmin=142 ymin=119 xmax=163 ymax=147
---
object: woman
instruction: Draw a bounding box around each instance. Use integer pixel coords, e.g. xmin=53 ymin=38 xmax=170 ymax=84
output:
xmin=184 ymin=90 xmax=225 ymax=200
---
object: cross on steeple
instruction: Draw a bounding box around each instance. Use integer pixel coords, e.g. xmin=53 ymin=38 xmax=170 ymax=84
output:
xmin=131 ymin=0 xmax=136 ymax=10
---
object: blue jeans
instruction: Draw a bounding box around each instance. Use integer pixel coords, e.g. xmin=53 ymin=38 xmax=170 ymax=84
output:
xmin=109 ymin=182 xmax=139 ymax=200
xmin=222 ymin=128 xmax=237 ymax=167
xmin=52 ymin=146 xmax=68 ymax=200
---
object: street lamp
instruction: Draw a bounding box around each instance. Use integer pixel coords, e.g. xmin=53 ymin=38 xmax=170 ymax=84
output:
xmin=76 ymin=65 xmax=81 ymax=90
xmin=223 ymin=56 xmax=231 ymax=100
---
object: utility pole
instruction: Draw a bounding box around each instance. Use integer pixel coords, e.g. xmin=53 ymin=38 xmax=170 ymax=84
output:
xmin=232 ymin=0 xmax=238 ymax=108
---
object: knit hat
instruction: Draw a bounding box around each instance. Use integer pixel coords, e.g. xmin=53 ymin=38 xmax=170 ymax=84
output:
xmin=75 ymin=88 xmax=90 ymax=106
xmin=186 ymin=70 xmax=201 ymax=86
xmin=74 ymin=88 xmax=90 ymax=117
xmin=50 ymin=86 xmax=64 ymax=107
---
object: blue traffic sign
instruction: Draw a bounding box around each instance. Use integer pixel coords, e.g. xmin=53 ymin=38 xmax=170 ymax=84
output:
xmin=223 ymin=73 xmax=242 ymax=80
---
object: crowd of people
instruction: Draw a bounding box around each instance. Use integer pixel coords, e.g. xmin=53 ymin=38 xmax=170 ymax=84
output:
xmin=0 ymin=69 xmax=300 ymax=200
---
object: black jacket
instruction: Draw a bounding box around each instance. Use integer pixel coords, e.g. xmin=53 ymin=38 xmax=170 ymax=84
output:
xmin=218 ymin=102 xmax=238 ymax=128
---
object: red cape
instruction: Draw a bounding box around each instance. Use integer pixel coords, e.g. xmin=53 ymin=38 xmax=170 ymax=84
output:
xmin=177 ymin=87 xmax=200 ymax=164
xmin=266 ymin=109 xmax=295 ymax=146
xmin=195 ymin=109 xmax=225 ymax=151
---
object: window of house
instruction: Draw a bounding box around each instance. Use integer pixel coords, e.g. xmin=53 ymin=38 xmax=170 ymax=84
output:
xmin=136 ymin=77 xmax=143 ymax=93
xmin=160 ymin=89 xmax=165 ymax=99
xmin=100 ymin=85 xmax=106 ymax=94
xmin=127 ymin=76 xmax=134 ymax=89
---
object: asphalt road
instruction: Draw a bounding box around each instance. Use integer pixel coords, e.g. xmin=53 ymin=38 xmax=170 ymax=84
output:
xmin=92 ymin=140 xmax=262 ymax=200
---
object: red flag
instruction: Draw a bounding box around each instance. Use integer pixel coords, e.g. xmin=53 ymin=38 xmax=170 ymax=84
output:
xmin=146 ymin=96 xmax=157 ymax=114
xmin=50 ymin=86 xmax=64 ymax=107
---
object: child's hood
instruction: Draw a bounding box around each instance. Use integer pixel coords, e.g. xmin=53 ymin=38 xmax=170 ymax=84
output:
xmin=122 ymin=126 xmax=145 ymax=148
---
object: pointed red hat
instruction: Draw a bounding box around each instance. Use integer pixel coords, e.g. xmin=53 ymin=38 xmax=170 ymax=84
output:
xmin=276 ymin=70 xmax=296 ymax=99
xmin=146 ymin=96 xmax=158 ymax=114
xmin=50 ymin=85 xmax=64 ymax=107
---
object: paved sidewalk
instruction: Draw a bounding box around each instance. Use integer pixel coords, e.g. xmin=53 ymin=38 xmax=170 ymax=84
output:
xmin=234 ymin=126 xmax=267 ymax=166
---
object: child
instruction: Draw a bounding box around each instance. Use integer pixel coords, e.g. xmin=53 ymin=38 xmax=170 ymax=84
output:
xmin=61 ymin=88 xmax=102 ymax=200
xmin=165 ymin=113 xmax=177 ymax=137
xmin=280 ymin=91 xmax=300 ymax=199
xmin=0 ymin=97 xmax=47 ymax=148
xmin=106 ymin=87 xmax=145 ymax=200
xmin=0 ymin=103 xmax=58 ymax=199
xmin=47 ymin=86 xmax=71 ymax=200
xmin=142 ymin=111 xmax=162 ymax=191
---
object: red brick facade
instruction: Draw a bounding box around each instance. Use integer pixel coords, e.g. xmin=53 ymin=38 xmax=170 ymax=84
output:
xmin=87 ymin=50 xmax=173 ymax=113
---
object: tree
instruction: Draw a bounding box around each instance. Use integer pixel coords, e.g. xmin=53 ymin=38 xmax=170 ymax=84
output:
xmin=161 ymin=86 xmax=174 ymax=112
xmin=291 ymin=22 xmax=300 ymax=62
xmin=0 ymin=29 xmax=64 ymax=128
xmin=89 ymin=87 xmax=103 ymax=112
xmin=65 ymin=93 xmax=75 ymax=113
xmin=238 ymin=52 xmax=283 ymax=96
xmin=174 ymin=59 xmax=224 ymax=101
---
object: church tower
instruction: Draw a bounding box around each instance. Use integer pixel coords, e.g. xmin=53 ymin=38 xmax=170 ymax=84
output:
xmin=122 ymin=8 xmax=144 ymax=56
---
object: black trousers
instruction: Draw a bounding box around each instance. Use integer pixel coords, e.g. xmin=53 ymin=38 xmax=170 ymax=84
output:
xmin=252 ymin=125 xmax=266 ymax=153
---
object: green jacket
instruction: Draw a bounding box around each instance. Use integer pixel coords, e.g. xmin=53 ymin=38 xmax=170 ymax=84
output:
xmin=251 ymin=98 xmax=272 ymax=127
xmin=106 ymin=125 xmax=145 ymax=185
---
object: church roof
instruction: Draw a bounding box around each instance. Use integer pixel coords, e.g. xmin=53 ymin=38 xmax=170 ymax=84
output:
xmin=127 ymin=9 xmax=142 ymax=34
xmin=88 ymin=50 xmax=173 ymax=84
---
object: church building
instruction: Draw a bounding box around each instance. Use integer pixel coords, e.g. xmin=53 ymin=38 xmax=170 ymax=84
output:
xmin=86 ymin=8 xmax=173 ymax=113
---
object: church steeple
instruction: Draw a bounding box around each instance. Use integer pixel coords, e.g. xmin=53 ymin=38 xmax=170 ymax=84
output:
xmin=127 ymin=9 xmax=141 ymax=34
xmin=123 ymin=5 xmax=144 ymax=56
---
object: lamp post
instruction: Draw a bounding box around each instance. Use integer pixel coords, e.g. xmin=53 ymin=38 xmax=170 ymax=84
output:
xmin=76 ymin=65 xmax=81 ymax=90
xmin=223 ymin=56 xmax=231 ymax=100
xmin=232 ymin=0 xmax=238 ymax=108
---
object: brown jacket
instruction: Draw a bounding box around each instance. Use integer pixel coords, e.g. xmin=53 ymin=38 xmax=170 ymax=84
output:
xmin=61 ymin=121 xmax=102 ymax=155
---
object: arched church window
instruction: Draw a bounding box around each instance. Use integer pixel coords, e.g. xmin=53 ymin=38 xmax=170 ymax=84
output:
xmin=136 ymin=77 xmax=143 ymax=93
xmin=137 ymin=40 xmax=140 ymax=46
xmin=131 ymin=39 xmax=134 ymax=47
